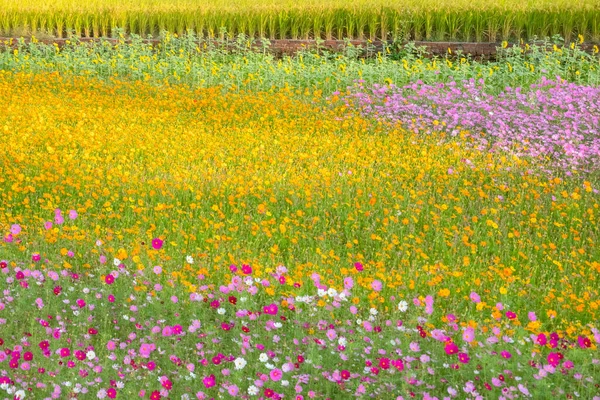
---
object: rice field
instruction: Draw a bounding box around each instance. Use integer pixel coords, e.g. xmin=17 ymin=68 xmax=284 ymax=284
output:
xmin=1 ymin=0 xmax=600 ymax=42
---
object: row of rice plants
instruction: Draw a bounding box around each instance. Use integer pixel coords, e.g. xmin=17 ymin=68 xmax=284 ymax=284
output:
xmin=1 ymin=6 xmax=599 ymax=42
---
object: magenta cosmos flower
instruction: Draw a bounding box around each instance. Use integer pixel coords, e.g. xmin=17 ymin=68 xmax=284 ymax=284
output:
xmin=104 ymin=274 xmax=115 ymax=285
xmin=151 ymin=238 xmax=163 ymax=250
xmin=263 ymin=303 xmax=278 ymax=315
xmin=202 ymin=374 xmax=216 ymax=388
xmin=241 ymin=264 xmax=252 ymax=275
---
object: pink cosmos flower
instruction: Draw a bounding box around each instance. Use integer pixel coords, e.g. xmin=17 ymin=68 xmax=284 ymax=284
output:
xmin=269 ymin=368 xmax=283 ymax=381
xmin=371 ymin=280 xmax=382 ymax=292
xmin=469 ymin=292 xmax=481 ymax=303
xmin=105 ymin=274 xmax=115 ymax=285
xmin=343 ymin=277 xmax=354 ymax=290
xmin=10 ymin=224 xmax=21 ymax=235
xmin=68 ymin=210 xmax=78 ymax=220
xmin=463 ymin=327 xmax=475 ymax=342
xmin=354 ymin=262 xmax=364 ymax=272
xmin=44 ymin=221 xmax=53 ymax=230
xmin=32 ymin=253 xmax=41 ymax=262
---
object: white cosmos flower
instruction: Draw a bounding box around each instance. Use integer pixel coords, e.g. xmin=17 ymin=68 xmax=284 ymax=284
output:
xmin=86 ymin=351 xmax=96 ymax=360
xmin=273 ymin=322 xmax=282 ymax=328
xmin=338 ymin=337 xmax=347 ymax=346
xmin=186 ymin=255 xmax=194 ymax=264
xmin=217 ymin=308 xmax=226 ymax=315
xmin=369 ymin=307 xmax=378 ymax=316
xmin=248 ymin=385 xmax=259 ymax=395
xmin=317 ymin=289 xmax=327 ymax=297
xmin=14 ymin=390 xmax=26 ymax=399
xmin=281 ymin=380 xmax=289 ymax=387
xmin=327 ymin=288 xmax=337 ymax=297
xmin=113 ymin=258 xmax=121 ymax=266
xmin=234 ymin=357 xmax=247 ymax=370
xmin=265 ymin=363 xmax=275 ymax=370
xmin=259 ymin=353 xmax=268 ymax=362
xmin=398 ymin=301 xmax=408 ymax=312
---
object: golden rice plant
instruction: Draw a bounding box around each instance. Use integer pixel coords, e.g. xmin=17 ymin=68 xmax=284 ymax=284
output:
xmin=0 ymin=0 xmax=599 ymax=42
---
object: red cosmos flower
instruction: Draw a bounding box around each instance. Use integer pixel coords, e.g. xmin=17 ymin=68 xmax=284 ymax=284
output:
xmin=228 ymin=296 xmax=237 ymax=305
xmin=104 ymin=274 xmax=115 ymax=285
xmin=9 ymin=359 xmax=18 ymax=369
xmin=278 ymin=276 xmax=286 ymax=285
xmin=484 ymin=383 xmax=492 ymax=391
xmin=151 ymin=238 xmax=163 ymax=250
xmin=39 ymin=341 xmax=49 ymax=350
xmin=60 ymin=348 xmax=71 ymax=358
xmin=241 ymin=264 xmax=252 ymax=275
xmin=150 ymin=391 xmax=161 ymax=400
xmin=458 ymin=352 xmax=470 ymax=364
xmin=0 ymin=338 xmax=3 ymax=346
xmin=221 ymin=323 xmax=231 ymax=331
xmin=15 ymin=271 xmax=24 ymax=280
xmin=0 ymin=261 xmax=7 ymax=269
xmin=578 ymin=336 xmax=592 ymax=348
xmin=242 ymin=326 xmax=250 ymax=333
xmin=106 ymin=388 xmax=117 ymax=399
xmin=53 ymin=286 xmax=62 ymax=295
xmin=341 ymin=370 xmax=350 ymax=380
xmin=264 ymin=388 xmax=275 ymax=398
xmin=75 ymin=350 xmax=86 ymax=360
xmin=505 ymin=311 xmax=517 ymax=320
xmin=88 ymin=328 xmax=98 ymax=335
xmin=297 ymin=355 xmax=304 ymax=363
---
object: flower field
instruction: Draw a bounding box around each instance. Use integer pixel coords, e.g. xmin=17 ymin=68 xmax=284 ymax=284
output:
xmin=1 ymin=29 xmax=600 ymax=400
